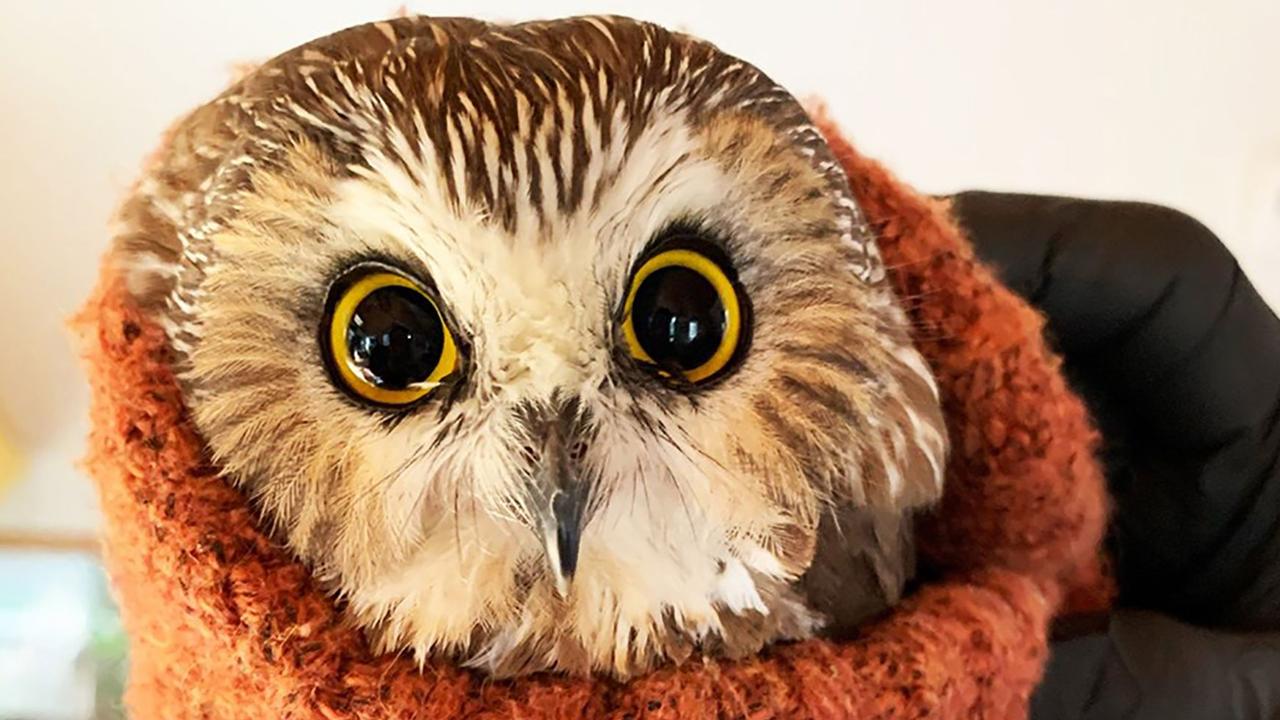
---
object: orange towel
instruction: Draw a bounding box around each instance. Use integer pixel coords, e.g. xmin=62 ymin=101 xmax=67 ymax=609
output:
xmin=76 ymin=113 xmax=1107 ymax=719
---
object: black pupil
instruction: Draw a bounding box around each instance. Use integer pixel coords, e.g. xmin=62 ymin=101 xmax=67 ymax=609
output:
xmin=631 ymin=265 xmax=726 ymax=372
xmin=345 ymin=285 xmax=445 ymax=390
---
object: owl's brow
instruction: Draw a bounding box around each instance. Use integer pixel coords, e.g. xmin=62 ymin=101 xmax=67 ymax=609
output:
xmin=254 ymin=16 xmax=804 ymax=234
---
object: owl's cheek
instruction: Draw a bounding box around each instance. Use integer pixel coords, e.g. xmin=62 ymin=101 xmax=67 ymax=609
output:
xmin=684 ymin=405 xmax=820 ymax=516
xmin=676 ymin=419 xmax=826 ymax=579
xmin=346 ymin=511 xmax=540 ymax=652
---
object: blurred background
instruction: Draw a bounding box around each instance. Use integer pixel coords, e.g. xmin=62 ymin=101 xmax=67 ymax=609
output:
xmin=0 ymin=1 xmax=1276 ymax=717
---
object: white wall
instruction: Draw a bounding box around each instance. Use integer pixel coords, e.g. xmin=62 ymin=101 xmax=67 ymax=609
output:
xmin=1 ymin=0 xmax=1277 ymax=536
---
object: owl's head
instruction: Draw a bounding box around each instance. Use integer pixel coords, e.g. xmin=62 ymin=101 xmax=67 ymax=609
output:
xmin=113 ymin=16 xmax=946 ymax=677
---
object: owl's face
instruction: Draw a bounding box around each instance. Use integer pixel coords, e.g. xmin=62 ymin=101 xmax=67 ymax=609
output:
xmin=114 ymin=16 xmax=946 ymax=677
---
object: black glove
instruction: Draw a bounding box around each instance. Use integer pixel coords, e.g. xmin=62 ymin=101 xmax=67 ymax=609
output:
xmin=949 ymin=191 xmax=1280 ymax=719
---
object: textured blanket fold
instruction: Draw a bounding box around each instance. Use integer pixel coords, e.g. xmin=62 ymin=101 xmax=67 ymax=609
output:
xmin=78 ymin=114 xmax=1106 ymax=719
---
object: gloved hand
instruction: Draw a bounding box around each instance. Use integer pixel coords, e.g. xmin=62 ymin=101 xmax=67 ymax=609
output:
xmin=949 ymin=192 xmax=1280 ymax=720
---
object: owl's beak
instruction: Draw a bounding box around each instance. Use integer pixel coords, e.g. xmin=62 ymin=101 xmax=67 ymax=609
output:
xmin=526 ymin=397 xmax=591 ymax=598
xmin=548 ymin=476 xmax=588 ymax=596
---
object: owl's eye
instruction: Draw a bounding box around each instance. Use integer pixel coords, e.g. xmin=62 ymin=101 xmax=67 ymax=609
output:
xmin=621 ymin=247 xmax=747 ymax=384
xmin=323 ymin=267 xmax=459 ymax=407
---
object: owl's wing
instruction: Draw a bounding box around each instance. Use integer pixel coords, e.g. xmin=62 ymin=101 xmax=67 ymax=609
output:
xmin=797 ymin=504 xmax=915 ymax=637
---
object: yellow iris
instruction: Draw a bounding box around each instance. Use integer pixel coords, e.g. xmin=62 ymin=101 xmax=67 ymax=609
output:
xmin=327 ymin=270 xmax=458 ymax=406
xmin=621 ymin=248 xmax=744 ymax=384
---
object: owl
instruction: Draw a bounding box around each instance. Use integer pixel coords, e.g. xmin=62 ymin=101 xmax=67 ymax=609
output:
xmin=110 ymin=15 xmax=948 ymax=678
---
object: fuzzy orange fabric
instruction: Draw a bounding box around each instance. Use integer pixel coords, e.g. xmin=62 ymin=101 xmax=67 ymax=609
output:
xmin=77 ymin=117 xmax=1107 ymax=719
